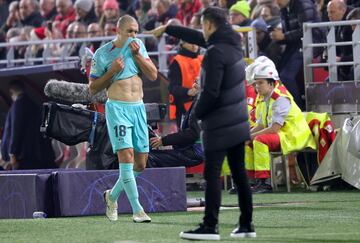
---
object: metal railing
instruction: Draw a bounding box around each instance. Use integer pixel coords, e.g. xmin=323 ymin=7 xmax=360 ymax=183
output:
xmin=303 ymin=20 xmax=360 ymax=114
xmin=303 ymin=20 xmax=360 ymax=83
xmin=0 ymin=34 xmax=177 ymax=75
xmin=233 ymin=26 xmax=257 ymax=63
xmin=0 ymin=27 xmax=257 ymax=75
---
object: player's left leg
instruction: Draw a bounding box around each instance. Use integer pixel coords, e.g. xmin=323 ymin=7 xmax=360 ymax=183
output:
xmin=130 ymin=102 xmax=151 ymax=223
xmin=132 ymin=152 xmax=151 ymax=223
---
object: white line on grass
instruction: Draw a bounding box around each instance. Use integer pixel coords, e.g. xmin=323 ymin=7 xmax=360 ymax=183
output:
xmin=263 ymin=232 xmax=360 ymax=238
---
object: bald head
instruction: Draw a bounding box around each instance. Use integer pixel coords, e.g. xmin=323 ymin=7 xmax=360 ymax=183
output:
xmin=327 ymin=0 xmax=347 ymax=21
xmin=328 ymin=0 xmax=347 ymax=9
xmin=73 ymin=22 xmax=87 ymax=38
xmin=87 ymin=23 xmax=102 ymax=37
xmin=66 ymin=21 xmax=77 ymax=38
xmin=116 ymin=14 xmax=137 ymax=28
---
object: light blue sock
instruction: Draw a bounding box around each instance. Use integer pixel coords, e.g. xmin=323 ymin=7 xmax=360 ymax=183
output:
xmin=133 ymin=170 xmax=142 ymax=177
xmin=119 ymin=163 xmax=143 ymax=214
xmin=109 ymin=166 xmax=124 ymax=202
xmin=109 ymin=166 xmax=143 ymax=202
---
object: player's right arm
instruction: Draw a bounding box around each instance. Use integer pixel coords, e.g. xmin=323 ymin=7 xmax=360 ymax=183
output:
xmin=89 ymin=53 xmax=124 ymax=95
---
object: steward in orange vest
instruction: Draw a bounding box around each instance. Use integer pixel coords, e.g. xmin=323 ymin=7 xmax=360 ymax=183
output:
xmin=168 ymin=41 xmax=203 ymax=127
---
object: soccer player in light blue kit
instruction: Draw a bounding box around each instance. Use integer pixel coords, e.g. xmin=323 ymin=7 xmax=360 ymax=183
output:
xmin=89 ymin=15 xmax=157 ymax=223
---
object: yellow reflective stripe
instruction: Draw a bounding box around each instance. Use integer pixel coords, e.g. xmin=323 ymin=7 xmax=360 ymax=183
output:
xmin=221 ymin=156 xmax=230 ymax=176
xmin=261 ymin=86 xmax=316 ymax=154
xmin=253 ymin=140 xmax=271 ymax=171
xmin=245 ymin=145 xmax=254 ymax=171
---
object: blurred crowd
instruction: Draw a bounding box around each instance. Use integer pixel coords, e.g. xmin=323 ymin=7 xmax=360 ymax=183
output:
xmin=0 ymin=0 xmax=360 ymax=64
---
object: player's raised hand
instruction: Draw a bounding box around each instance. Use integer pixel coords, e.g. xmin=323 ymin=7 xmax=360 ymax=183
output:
xmin=129 ymin=40 xmax=140 ymax=56
xmin=110 ymin=57 xmax=124 ymax=74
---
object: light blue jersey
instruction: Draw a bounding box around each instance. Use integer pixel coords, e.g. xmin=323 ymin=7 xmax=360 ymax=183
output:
xmin=90 ymin=37 xmax=149 ymax=82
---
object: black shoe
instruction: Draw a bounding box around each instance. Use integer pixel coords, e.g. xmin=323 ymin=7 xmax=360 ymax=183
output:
xmin=228 ymin=187 xmax=237 ymax=194
xmin=179 ymin=223 xmax=220 ymax=241
xmin=230 ymin=223 xmax=256 ymax=238
xmin=250 ymin=179 xmax=261 ymax=190
xmin=252 ymin=182 xmax=272 ymax=194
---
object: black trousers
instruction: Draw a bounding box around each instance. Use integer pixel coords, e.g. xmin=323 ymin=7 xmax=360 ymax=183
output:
xmin=203 ymin=142 xmax=253 ymax=228
xmin=147 ymin=147 xmax=204 ymax=168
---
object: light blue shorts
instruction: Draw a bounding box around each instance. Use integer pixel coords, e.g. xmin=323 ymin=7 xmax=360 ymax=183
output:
xmin=105 ymin=99 xmax=149 ymax=153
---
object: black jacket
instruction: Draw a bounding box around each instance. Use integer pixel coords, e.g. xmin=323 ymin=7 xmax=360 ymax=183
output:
xmin=20 ymin=11 xmax=43 ymax=27
xmin=162 ymin=100 xmax=201 ymax=149
xmin=277 ymin=0 xmax=323 ymax=71
xmin=336 ymin=7 xmax=354 ymax=80
xmin=279 ymin=0 xmax=322 ymax=53
xmin=258 ymin=34 xmax=282 ymax=68
xmin=166 ymin=24 xmax=250 ymax=151
xmin=337 ymin=7 xmax=354 ymax=61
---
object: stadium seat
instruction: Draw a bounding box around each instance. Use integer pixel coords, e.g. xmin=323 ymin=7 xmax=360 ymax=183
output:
xmin=270 ymin=148 xmax=316 ymax=192
xmin=312 ymin=58 xmax=328 ymax=83
xmin=185 ymin=162 xmax=204 ymax=174
xmin=270 ymin=151 xmax=290 ymax=192
xmin=185 ymin=161 xmax=233 ymax=190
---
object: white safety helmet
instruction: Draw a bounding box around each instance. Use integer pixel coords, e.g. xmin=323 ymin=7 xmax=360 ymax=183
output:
xmin=245 ymin=62 xmax=259 ymax=84
xmin=245 ymin=56 xmax=279 ymax=84
xmin=253 ymin=62 xmax=279 ymax=81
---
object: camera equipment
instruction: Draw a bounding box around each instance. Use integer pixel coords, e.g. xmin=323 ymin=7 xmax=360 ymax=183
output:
xmin=40 ymin=102 xmax=167 ymax=169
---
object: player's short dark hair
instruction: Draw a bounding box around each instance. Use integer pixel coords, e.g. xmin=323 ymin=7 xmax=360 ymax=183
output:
xmin=201 ymin=6 xmax=228 ymax=28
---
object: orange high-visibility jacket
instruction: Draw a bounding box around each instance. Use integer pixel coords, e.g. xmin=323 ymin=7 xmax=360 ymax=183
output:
xmin=169 ymin=54 xmax=203 ymax=120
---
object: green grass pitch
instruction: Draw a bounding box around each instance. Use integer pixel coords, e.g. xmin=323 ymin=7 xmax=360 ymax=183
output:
xmin=1 ymin=191 xmax=360 ymax=242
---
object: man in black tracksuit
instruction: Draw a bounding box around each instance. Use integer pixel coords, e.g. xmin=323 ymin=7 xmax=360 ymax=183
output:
xmin=149 ymin=6 xmax=254 ymax=241
xmin=147 ymin=99 xmax=204 ymax=168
